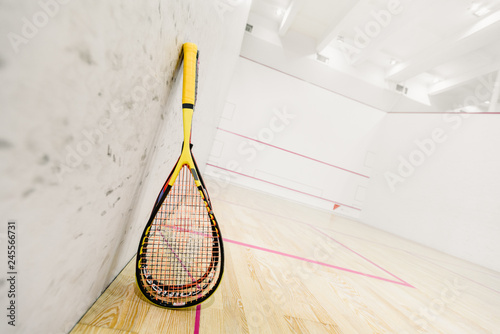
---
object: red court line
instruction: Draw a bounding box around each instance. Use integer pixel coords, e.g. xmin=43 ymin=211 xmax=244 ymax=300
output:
xmin=217 ymin=127 xmax=369 ymax=179
xmin=215 ymin=198 xmax=413 ymax=288
xmin=302 ymin=221 xmax=500 ymax=290
xmin=215 ymin=197 xmax=500 ymax=294
xmin=330 ymin=226 xmax=500 ymax=280
xmin=308 ymin=225 xmax=414 ymax=288
xmin=388 ymin=111 xmax=500 ymax=114
xmin=206 ymin=164 xmax=361 ymax=211
xmin=194 ymin=304 xmax=201 ymax=334
xmin=224 ymin=238 xmax=413 ymax=288
xmin=324 ymin=228 xmax=500 ymax=295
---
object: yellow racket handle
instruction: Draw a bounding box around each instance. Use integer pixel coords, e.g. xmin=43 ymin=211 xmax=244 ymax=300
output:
xmin=182 ymin=43 xmax=198 ymax=107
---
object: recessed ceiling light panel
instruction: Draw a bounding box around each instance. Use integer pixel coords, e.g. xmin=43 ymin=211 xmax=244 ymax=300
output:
xmin=470 ymin=1 xmax=492 ymax=16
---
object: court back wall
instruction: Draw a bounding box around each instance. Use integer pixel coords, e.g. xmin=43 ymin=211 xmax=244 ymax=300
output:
xmin=208 ymin=26 xmax=500 ymax=273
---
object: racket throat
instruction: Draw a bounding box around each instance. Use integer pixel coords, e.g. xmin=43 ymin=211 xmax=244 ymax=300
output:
xmin=182 ymin=107 xmax=194 ymax=146
xmin=180 ymin=141 xmax=194 ymax=152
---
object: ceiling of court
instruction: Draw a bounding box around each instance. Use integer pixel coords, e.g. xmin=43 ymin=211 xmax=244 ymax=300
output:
xmin=248 ymin=0 xmax=500 ymax=112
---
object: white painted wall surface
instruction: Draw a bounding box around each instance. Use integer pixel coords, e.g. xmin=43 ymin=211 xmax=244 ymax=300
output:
xmin=205 ymin=57 xmax=386 ymax=218
xmin=0 ymin=1 xmax=250 ymax=333
xmin=212 ymin=23 xmax=500 ymax=273
xmin=362 ymin=113 xmax=500 ymax=272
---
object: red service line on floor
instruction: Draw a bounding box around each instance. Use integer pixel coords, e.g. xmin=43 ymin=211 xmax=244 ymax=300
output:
xmin=224 ymin=238 xmax=414 ymax=288
xmin=308 ymin=225 xmax=414 ymax=288
xmin=217 ymin=127 xmax=370 ymax=179
xmin=193 ymin=304 xmax=201 ymax=334
xmin=214 ymin=198 xmax=413 ymax=288
xmin=206 ymin=164 xmax=361 ymax=211
xmin=219 ymin=197 xmax=500 ymax=295
xmin=312 ymin=226 xmax=500 ymax=295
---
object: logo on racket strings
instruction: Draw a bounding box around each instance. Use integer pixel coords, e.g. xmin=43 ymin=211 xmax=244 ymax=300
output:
xmin=141 ymin=266 xmax=214 ymax=298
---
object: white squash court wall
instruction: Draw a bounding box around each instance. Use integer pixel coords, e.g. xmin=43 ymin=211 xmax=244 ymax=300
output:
xmin=363 ymin=113 xmax=500 ymax=273
xmin=0 ymin=1 xmax=250 ymax=333
xmin=207 ymin=26 xmax=500 ymax=273
xmin=205 ymin=56 xmax=386 ymax=219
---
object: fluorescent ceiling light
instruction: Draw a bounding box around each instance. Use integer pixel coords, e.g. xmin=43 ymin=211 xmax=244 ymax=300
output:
xmin=474 ymin=7 xmax=491 ymax=16
xmin=316 ymin=53 xmax=329 ymax=64
xmin=470 ymin=2 xmax=491 ymax=17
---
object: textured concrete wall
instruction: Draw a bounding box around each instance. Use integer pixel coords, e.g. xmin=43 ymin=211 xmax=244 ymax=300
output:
xmin=0 ymin=0 xmax=249 ymax=333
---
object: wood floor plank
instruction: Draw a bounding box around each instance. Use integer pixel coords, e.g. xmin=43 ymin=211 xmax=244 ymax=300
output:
xmin=77 ymin=260 xmax=150 ymax=333
xmin=138 ymin=304 xmax=196 ymax=334
xmin=71 ymin=323 xmax=136 ymax=334
xmin=71 ymin=180 xmax=500 ymax=333
xmin=219 ymin=244 xmax=250 ymax=333
xmin=283 ymin=315 xmax=342 ymax=334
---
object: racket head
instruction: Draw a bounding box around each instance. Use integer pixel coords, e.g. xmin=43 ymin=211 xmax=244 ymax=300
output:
xmin=135 ymin=155 xmax=224 ymax=308
xmin=135 ymin=42 xmax=223 ymax=308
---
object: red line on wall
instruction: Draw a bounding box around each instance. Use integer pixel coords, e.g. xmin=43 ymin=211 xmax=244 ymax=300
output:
xmin=206 ymin=163 xmax=361 ymax=211
xmin=217 ymin=127 xmax=370 ymax=178
xmin=387 ymin=111 xmax=500 ymax=114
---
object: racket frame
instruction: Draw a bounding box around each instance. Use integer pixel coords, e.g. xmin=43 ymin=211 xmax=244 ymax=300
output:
xmin=135 ymin=43 xmax=224 ymax=308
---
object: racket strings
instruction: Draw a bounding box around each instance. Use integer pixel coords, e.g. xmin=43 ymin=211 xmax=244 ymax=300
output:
xmin=140 ymin=165 xmax=219 ymax=303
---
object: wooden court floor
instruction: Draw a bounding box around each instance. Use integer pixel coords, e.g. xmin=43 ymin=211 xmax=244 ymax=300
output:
xmin=71 ymin=180 xmax=500 ymax=333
